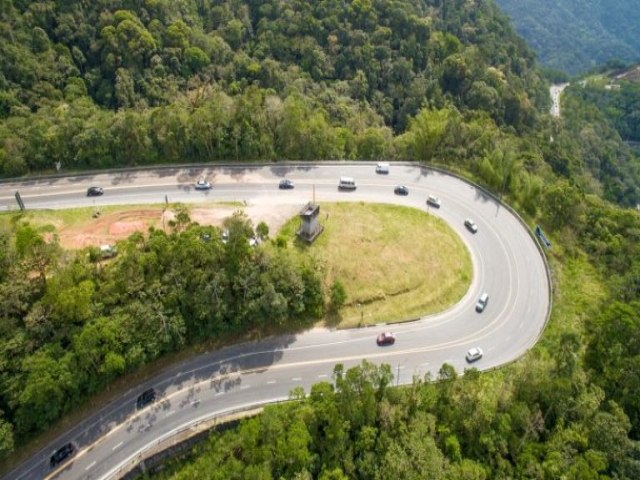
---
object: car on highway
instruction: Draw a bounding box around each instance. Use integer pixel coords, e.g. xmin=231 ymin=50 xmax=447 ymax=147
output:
xmin=136 ymin=388 xmax=157 ymax=409
xmin=375 ymin=162 xmax=390 ymax=174
xmin=426 ymin=195 xmax=441 ymax=208
xmin=86 ymin=186 xmax=104 ymax=196
xmin=475 ymin=292 xmax=489 ymax=312
xmin=50 ymin=442 xmax=76 ymax=468
xmin=279 ymin=179 xmax=294 ymax=189
xmin=464 ymin=218 xmax=478 ymax=233
xmin=195 ymin=179 xmax=211 ymax=190
xmin=338 ymin=176 xmax=357 ymax=190
xmin=394 ymin=185 xmax=409 ymax=195
xmin=376 ymin=332 xmax=396 ymax=346
xmin=465 ymin=347 xmax=483 ymax=363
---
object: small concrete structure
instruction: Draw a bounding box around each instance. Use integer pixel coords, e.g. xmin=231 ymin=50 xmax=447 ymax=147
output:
xmin=297 ymin=202 xmax=323 ymax=243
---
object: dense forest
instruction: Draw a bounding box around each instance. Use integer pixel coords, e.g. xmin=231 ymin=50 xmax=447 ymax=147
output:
xmin=565 ymin=75 xmax=640 ymax=143
xmin=495 ymin=0 xmax=640 ymax=74
xmin=0 ymin=210 xmax=324 ymax=454
xmin=1 ymin=0 xmax=640 ymax=478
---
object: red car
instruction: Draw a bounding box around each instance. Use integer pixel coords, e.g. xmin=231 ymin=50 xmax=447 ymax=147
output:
xmin=376 ymin=332 xmax=395 ymax=346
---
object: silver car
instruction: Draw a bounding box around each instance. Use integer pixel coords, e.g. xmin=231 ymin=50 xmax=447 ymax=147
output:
xmin=466 ymin=347 xmax=483 ymax=363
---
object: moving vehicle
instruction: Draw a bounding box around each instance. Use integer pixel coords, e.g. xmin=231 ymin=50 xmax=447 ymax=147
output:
xmin=394 ymin=185 xmax=409 ymax=195
xmin=279 ymin=179 xmax=294 ymax=189
xmin=195 ymin=179 xmax=211 ymax=190
xmin=375 ymin=162 xmax=390 ymax=174
xmin=136 ymin=388 xmax=157 ymax=409
xmin=338 ymin=176 xmax=357 ymax=190
xmin=475 ymin=293 xmax=489 ymax=312
xmin=86 ymin=186 xmax=104 ymax=196
xmin=50 ymin=442 xmax=76 ymax=468
xmin=464 ymin=219 xmax=478 ymax=233
xmin=426 ymin=195 xmax=441 ymax=208
xmin=466 ymin=347 xmax=483 ymax=363
xmin=376 ymin=332 xmax=396 ymax=346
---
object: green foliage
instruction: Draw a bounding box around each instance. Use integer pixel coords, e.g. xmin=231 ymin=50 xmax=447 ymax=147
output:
xmin=495 ymin=0 xmax=640 ymax=74
xmin=329 ymin=280 xmax=347 ymax=312
xmin=0 ymin=216 xmax=324 ymax=448
xmin=0 ymin=0 xmax=546 ymax=176
xmin=156 ymin=361 xmax=638 ymax=479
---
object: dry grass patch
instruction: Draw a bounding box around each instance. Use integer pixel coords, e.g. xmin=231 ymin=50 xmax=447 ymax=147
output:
xmin=280 ymin=202 xmax=472 ymax=328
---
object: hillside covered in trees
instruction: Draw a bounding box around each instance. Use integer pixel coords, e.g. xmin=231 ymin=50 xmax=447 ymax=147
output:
xmin=495 ymin=0 xmax=640 ymax=75
xmin=1 ymin=1 xmax=640 ymax=478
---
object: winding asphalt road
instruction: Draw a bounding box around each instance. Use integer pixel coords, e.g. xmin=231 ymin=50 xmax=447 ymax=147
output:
xmin=0 ymin=163 xmax=550 ymax=480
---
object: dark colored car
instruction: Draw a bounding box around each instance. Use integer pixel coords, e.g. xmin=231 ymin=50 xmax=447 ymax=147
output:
xmin=279 ymin=179 xmax=295 ymax=189
xmin=86 ymin=186 xmax=104 ymax=196
xmin=376 ymin=332 xmax=396 ymax=346
xmin=394 ymin=185 xmax=409 ymax=196
xmin=136 ymin=388 xmax=157 ymax=409
xmin=50 ymin=442 xmax=76 ymax=468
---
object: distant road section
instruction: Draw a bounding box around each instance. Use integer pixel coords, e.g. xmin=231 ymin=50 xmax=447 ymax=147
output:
xmin=550 ymin=83 xmax=569 ymax=117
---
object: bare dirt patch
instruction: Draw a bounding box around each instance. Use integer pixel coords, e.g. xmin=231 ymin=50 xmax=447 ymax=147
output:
xmin=56 ymin=203 xmax=300 ymax=250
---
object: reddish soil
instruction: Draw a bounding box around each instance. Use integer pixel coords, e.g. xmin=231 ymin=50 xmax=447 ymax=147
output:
xmin=57 ymin=204 xmax=299 ymax=250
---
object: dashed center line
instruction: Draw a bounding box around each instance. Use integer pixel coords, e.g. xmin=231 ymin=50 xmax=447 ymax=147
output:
xmin=240 ymin=385 xmax=251 ymax=390
xmin=86 ymin=461 xmax=96 ymax=470
xmin=318 ymin=374 xmax=328 ymax=378
xmin=292 ymin=377 xmax=302 ymax=381
xmin=165 ymin=410 xmax=175 ymax=417
xmin=214 ymin=392 xmax=225 ymax=397
xmin=112 ymin=442 xmax=123 ymax=451
xmin=267 ymin=380 xmax=276 ymax=384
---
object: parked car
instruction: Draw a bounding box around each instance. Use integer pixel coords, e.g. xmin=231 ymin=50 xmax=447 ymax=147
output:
xmin=464 ymin=218 xmax=478 ymax=233
xmin=426 ymin=195 xmax=441 ymax=208
xmin=99 ymin=244 xmax=117 ymax=259
xmin=465 ymin=347 xmax=483 ymax=363
xmin=195 ymin=179 xmax=211 ymax=190
xmin=394 ymin=185 xmax=409 ymax=195
xmin=86 ymin=186 xmax=104 ymax=196
xmin=279 ymin=179 xmax=295 ymax=189
xmin=376 ymin=332 xmax=396 ymax=346
xmin=50 ymin=442 xmax=76 ymax=468
xmin=475 ymin=292 xmax=489 ymax=312
xmin=136 ymin=388 xmax=157 ymax=409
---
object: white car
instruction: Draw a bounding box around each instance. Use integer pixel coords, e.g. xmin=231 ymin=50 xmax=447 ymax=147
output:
xmin=375 ymin=162 xmax=390 ymax=174
xmin=195 ymin=179 xmax=211 ymax=190
xmin=465 ymin=347 xmax=483 ymax=363
xmin=464 ymin=218 xmax=478 ymax=233
xmin=426 ymin=195 xmax=441 ymax=208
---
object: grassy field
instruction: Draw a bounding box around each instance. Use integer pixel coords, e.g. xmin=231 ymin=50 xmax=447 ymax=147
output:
xmin=279 ymin=202 xmax=472 ymax=328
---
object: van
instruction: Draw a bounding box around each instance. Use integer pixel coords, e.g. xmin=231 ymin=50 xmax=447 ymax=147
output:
xmin=375 ymin=162 xmax=390 ymax=174
xmin=475 ymin=293 xmax=489 ymax=313
xmin=338 ymin=176 xmax=357 ymax=190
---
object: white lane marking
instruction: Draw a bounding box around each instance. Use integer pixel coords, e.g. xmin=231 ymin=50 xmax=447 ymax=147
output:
xmin=214 ymin=392 xmax=225 ymax=397
xmin=165 ymin=410 xmax=175 ymax=417
xmin=240 ymin=385 xmax=251 ymax=390
xmin=112 ymin=441 xmax=123 ymax=451
xmin=420 ymin=362 xmax=430 ymax=367
xmin=191 ymin=400 xmax=200 ymax=405
xmin=292 ymin=377 xmax=302 ymax=381
xmin=86 ymin=461 xmax=96 ymax=470
xmin=317 ymin=374 xmax=328 ymax=378
xmin=267 ymin=380 xmax=276 ymax=384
